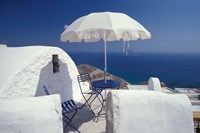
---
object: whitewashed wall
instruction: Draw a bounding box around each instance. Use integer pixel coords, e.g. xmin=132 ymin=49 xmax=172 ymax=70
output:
xmin=106 ymin=90 xmax=194 ymax=133
xmin=0 ymin=46 xmax=82 ymax=102
xmin=0 ymin=44 xmax=7 ymax=48
xmin=0 ymin=94 xmax=63 ymax=133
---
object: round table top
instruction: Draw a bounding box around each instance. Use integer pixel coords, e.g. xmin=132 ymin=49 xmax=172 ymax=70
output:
xmin=91 ymin=79 xmax=120 ymax=89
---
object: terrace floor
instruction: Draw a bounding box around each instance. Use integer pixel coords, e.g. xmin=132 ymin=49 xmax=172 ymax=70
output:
xmin=64 ymin=94 xmax=106 ymax=133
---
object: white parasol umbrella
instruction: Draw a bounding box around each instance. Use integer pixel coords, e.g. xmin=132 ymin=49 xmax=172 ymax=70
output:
xmin=60 ymin=12 xmax=151 ymax=82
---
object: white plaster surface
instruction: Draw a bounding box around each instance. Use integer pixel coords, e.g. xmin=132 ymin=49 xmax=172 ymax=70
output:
xmin=0 ymin=46 xmax=82 ymax=102
xmin=0 ymin=44 xmax=7 ymax=48
xmin=148 ymin=77 xmax=162 ymax=91
xmin=0 ymin=94 xmax=63 ymax=133
xmin=106 ymin=90 xmax=194 ymax=133
xmin=126 ymin=85 xmax=172 ymax=93
xmin=192 ymin=105 xmax=200 ymax=112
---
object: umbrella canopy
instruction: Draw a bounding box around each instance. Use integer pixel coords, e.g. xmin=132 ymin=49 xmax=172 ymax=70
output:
xmin=61 ymin=12 xmax=151 ymax=42
xmin=60 ymin=12 xmax=151 ymax=82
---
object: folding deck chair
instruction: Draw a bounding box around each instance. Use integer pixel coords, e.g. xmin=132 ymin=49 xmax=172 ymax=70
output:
xmin=43 ymin=86 xmax=81 ymax=132
xmin=77 ymin=73 xmax=103 ymax=116
xmin=62 ymin=99 xmax=81 ymax=132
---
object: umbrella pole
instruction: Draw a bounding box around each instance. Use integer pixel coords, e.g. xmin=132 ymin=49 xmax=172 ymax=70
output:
xmin=104 ymin=40 xmax=107 ymax=83
xmin=123 ymin=41 xmax=125 ymax=53
xmin=126 ymin=41 xmax=130 ymax=55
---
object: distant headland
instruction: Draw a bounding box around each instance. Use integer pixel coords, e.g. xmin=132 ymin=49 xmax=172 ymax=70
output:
xmin=77 ymin=64 xmax=166 ymax=89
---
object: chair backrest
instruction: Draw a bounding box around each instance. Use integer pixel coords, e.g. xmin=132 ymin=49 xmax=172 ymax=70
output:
xmin=77 ymin=73 xmax=92 ymax=93
xmin=77 ymin=73 xmax=91 ymax=83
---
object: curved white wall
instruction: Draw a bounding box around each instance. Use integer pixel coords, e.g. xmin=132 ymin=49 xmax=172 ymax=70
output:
xmin=0 ymin=46 xmax=82 ymax=102
xmin=0 ymin=94 xmax=63 ymax=133
xmin=106 ymin=90 xmax=194 ymax=133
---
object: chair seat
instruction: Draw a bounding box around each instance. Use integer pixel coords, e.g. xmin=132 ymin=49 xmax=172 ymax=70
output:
xmin=83 ymin=90 xmax=96 ymax=95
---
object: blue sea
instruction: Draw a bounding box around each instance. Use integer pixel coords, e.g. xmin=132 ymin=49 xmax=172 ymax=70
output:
xmin=67 ymin=52 xmax=200 ymax=89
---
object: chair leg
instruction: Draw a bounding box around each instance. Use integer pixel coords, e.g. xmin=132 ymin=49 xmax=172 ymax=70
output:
xmin=63 ymin=110 xmax=80 ymax=133
xmin=88 ymin=91 xmax=104 ymax=111
xmin=81 ymin=95 xmax=93 ymax=108
xmin=92 ymin=89 xmax=106 ymax=122
xmin=81 ymin=90 xmax=105 ymax=120
xmin=81 ymin=95 xmax=96 ymax=115
xmin=63 ymin=116 xmax=78 ymax=132
xmin=88 ymin=93 xmax=102 ymax=107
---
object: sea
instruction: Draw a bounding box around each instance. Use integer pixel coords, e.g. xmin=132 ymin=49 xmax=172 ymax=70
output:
xmin=67 ymin=52 xmax=200 ymax=89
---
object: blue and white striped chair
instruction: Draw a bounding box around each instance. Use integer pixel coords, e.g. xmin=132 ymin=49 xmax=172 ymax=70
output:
xmin=62 ymin=99 xmax=81 ymax=132
xmin=43 ymin=86 xmax=81 ymax=132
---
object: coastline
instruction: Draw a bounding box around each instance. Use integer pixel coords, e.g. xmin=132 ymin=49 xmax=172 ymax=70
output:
xmin=68 ymin=52 xmax=200 ymax=89
xmin=77 ymin=64 xmax=129 ymax=89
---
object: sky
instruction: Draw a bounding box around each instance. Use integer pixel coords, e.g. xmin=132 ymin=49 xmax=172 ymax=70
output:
xmin=0 ymin=0 xmax=200 ymax=53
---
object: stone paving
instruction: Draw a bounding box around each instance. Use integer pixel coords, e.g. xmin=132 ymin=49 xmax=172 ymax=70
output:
xmin=64 ymin=95 xmax=106 ymax=133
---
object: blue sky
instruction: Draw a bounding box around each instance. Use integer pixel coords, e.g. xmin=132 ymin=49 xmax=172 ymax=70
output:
xmin=0 ymin=0 xmax=200 ymax=53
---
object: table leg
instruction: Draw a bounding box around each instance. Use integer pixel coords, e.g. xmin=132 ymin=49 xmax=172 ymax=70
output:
xmin=93 ymin=89 xmax=106 ymax=122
